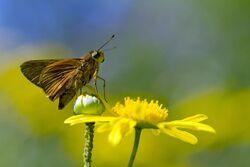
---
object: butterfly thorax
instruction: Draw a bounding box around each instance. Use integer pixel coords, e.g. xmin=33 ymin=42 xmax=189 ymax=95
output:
xmin=79 ymin=55 xmax=100 ymax=84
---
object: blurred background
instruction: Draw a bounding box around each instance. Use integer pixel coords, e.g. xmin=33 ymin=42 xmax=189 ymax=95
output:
xmin=0 ymin=0 xmax=250 ymax=166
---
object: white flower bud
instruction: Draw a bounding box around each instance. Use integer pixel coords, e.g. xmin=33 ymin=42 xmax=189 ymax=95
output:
xmin=74 ymin=95 xmax=105 ymax=115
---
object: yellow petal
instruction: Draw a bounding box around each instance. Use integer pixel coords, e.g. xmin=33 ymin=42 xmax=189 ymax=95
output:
xmin=108 ymin=118 xmax=136 ymax=146
xmin=181 ymin=114 xmax=208 ymax=122
xmin=159 ymin=125 xmax=198 ymax=144
xmin=96 ymin=119 xmax=119 ymax=133
xmin=96 ymin=123 xmax=112 ymax=133
xmin=163 ymin=121 xmax=216 ymax=133
xmin=64 ymin=115 xmax=115 ymax=126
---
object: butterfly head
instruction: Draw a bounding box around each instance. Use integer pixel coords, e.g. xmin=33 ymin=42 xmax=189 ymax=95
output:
xmin=90 ymin=50 xmax=104 ymax=63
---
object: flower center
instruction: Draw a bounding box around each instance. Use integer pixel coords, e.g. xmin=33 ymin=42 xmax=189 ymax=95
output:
xmin=113 ymin=97 xmax=168 ymax=126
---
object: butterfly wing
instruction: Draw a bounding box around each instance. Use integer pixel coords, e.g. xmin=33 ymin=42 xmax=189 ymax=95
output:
xmin=39 ymin=58 xmax=83 ymax=102
xmin=20 ymin=59 xmax=58 ymax=87
xmin=58 ymin=88 xmax=77 ymax=109
xmin=20 ymin=54 xmax=97 ymax=110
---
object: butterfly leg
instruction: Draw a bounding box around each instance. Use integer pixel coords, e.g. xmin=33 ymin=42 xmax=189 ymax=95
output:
xmin=94 ymin=78 xmax=99 ymax=95
xmin=97 ymin=76 xmax=107 ymax=102
xmin=80 ymin=87 xmax=84 ymax=95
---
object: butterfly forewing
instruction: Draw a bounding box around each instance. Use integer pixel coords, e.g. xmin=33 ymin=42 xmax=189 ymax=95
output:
xmin=20 ymin=59 xmax=58 ymax=87
xmin=39 ymin=59 xmax=83 ymax=101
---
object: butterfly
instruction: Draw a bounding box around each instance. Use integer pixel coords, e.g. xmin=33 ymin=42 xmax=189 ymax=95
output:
xmin=20 ymin=35 xmax=115 ymax=109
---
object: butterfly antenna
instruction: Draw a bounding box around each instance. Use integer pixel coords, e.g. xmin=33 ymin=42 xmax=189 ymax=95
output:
xmin=102 ymin=46 xmax=117 ymax=52
xmin=97 ymin=34 xmax=115 ymax=51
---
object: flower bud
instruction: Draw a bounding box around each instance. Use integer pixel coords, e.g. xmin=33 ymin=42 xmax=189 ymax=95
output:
xmin=73 ymin=95 xmax=105 ymax=115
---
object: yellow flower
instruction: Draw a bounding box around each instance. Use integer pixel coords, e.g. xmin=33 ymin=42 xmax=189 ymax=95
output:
xmin=65 ymin=97 xmax=215 ymax=145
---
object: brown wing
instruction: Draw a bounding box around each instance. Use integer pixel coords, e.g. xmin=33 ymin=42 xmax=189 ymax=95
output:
xmin=39 ymin=58 xmax=83 ymax=102
xmin=20 ymin=59 xmax=58 ymax=87
xmin=58 ymin=89 xmax=77 ymax=109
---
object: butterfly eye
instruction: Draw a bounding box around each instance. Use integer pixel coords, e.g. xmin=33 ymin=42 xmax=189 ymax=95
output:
xmin=92 ymin=52 xmax=100 ymax=59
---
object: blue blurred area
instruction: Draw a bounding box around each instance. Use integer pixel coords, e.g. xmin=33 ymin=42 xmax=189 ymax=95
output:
xmin=0 ymin=0 xmax=131 ymax=50
xmin=0 ymin=0 xmax=126 ymax=38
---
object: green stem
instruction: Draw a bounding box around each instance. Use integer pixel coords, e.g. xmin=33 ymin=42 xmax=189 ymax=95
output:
xmin=128 ymin=127 xmax=142 ymax=167
xmin=83 ymin=122 xmax=95 ymax=167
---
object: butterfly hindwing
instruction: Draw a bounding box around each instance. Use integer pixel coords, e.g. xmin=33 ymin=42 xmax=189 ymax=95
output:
xmin=58 ymin=89 xmax=76 ymax=109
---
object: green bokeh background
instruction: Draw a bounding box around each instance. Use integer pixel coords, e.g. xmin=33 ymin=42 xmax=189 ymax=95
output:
xmin=1 ymin=1 xmax=250 ymax=166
